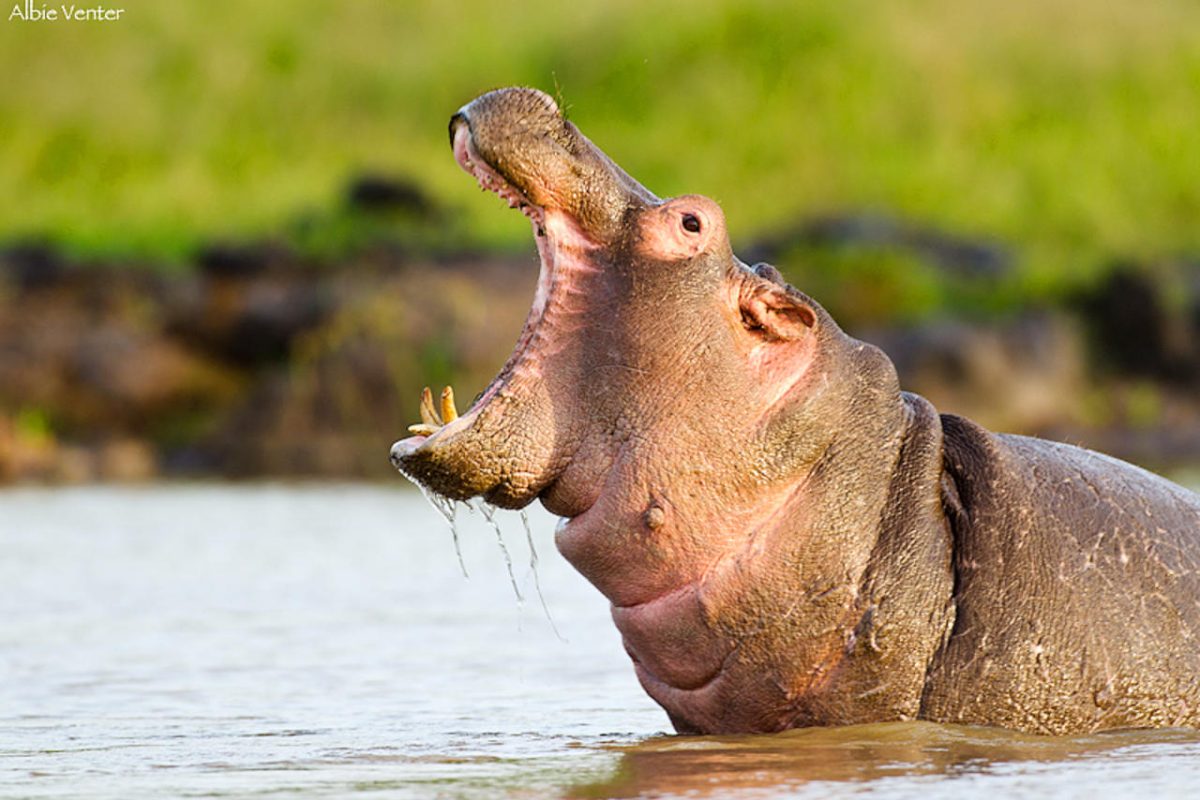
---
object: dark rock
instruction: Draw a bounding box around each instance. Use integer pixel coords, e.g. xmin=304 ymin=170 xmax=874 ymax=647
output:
xmin=0 ymin=241 xmax=72 ymax=289
xmin=1072 ymin=263 xmax=1200 ymax=387
xmin=196 ymin=241 xmax=293 ymax=279
xmin=166 ymin=269 xmax=334 ymax=366
xmin=224 ymin=281 xmax=331 ymax=364
xmin=345 ymin=174 xmax=436 ymax=216
xmin=159 ymin=444 xmax=220 ymax=476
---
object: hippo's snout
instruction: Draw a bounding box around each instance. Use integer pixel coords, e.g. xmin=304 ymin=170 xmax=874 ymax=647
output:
xmin=449 ymin=87 xmax=657 ymax=241
xmin=448 ymin=87 xmax=561 ymax=147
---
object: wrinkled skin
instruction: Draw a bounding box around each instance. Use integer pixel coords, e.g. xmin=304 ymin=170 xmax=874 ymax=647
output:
xmin=392 ymin=88 xmax=1200 ymax=735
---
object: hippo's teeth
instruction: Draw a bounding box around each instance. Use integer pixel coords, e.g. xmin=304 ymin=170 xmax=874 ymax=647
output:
xmin=419 ymin=386 xmax=443 ymax=427
xmin=466 ymin=152 xmax=541 ymax=218
xmin=408 ymin=386 xmax=459 ymax=437
xmin=440 ymin=386 xmax=459 ymax=423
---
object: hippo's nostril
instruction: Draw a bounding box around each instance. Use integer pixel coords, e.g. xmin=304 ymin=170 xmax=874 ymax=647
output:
xmin=448 ymin=111 xmax=468 ymax=147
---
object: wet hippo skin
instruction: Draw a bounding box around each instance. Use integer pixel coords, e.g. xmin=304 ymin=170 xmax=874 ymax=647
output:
xmin=392 ymin=87 xmax=1200 ymax=735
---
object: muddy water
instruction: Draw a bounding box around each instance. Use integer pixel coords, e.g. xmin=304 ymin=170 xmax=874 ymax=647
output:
xmin=2 ymin=484 xmax=1199 ymax=799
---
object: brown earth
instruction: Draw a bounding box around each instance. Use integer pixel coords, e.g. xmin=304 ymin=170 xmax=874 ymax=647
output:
xmin=1 ymin=230 xmax=1198 ymax=484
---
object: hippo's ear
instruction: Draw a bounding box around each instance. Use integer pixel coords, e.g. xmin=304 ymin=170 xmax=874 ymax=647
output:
xmin=737 ymin=266 xmax=816 ymax=342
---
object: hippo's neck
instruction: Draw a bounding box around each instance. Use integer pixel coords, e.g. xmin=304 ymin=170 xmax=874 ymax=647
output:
xmin=697 ymin=391 xmax=956 ymax=732
xmin=778 ymin=392 xmax=957 ymax=728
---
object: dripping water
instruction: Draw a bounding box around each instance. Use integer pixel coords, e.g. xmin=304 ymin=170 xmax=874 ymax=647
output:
xmin=522 ymin=509 xmax=566 ymax=642
xmin=401 ymin=469 xmax=563 ymax=636
xmin=404 ymin=475 xmax=468 ymax=577
xmin=472 ymin=499 xmax=524 ymax=604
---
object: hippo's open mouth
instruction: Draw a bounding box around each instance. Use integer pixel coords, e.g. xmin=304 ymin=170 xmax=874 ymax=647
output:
xmin=391 ymin=122 xmax=554 ymax=446
xmin=440 ymin=117 xmax=558 ymax=421
xmin=389 ymin=124 xmax=558 ymax=465
xmin=389 ymin=88 xmax=654 ymax=511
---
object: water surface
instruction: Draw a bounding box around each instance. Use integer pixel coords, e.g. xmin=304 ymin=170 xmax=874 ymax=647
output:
xmin=2 ymin=484 xmax=1199 ymax=799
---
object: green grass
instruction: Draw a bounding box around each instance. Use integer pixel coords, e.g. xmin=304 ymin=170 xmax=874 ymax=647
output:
xmin=2 ymin=0 xmax=1198 ymax=301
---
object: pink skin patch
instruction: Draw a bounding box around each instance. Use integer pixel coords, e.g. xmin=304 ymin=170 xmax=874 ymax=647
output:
xmin=620 ymin=498 xmax=839 ymax=734
xmin=611 ymin=581 xmax=734 ymax=690
xmin=740 ymin=321 xmax=819 ymax=414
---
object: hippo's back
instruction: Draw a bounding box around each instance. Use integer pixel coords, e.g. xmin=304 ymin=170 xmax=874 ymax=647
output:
xmin=921 ymin=413 xmax=1200 ymax=734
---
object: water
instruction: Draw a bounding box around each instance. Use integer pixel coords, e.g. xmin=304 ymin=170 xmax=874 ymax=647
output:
xmin=2 ymin=484 xmax=1199 ymax=799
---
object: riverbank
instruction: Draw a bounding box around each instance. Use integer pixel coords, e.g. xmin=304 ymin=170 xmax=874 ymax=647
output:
xmin=2 ymin=217 xmax=1198 ymax=485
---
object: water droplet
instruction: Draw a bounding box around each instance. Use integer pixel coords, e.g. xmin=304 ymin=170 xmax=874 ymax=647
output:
xmin=402 ymin=474 xmax=565 ymax=638
xmin=473 ymin=500 xmax=524 ymax=604
xmin=522 ymin=509 xmax=566 ymax=642
xmin=404 ymin=476 xmax=468 ymax=578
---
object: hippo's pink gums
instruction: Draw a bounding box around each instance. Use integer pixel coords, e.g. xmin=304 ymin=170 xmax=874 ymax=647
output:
xmin=391 ymin=88 xmax=1200 ymax=735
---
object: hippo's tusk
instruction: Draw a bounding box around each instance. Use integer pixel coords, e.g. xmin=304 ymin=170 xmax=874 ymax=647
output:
xmin=419 ymin=386 xmax=443 ymax=427
xmin=440 ymin=386 xmax=459 ymax=424
xmin=409 ymin=385 xmax=459 ymax=437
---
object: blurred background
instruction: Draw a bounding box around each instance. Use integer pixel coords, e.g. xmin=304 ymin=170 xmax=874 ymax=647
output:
xmin=2 ymin=0 xmax=1199 ymax=484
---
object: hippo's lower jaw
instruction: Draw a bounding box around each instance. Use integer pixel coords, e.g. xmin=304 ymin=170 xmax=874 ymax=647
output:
xmin=388 ymin=222 xmax=595 ymax=510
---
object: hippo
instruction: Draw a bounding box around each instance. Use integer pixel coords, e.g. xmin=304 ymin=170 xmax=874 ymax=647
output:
xmin=391 ymin=87 xmax=1200 ymax=736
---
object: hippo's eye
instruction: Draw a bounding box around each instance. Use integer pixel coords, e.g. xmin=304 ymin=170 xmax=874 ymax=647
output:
xmin=681 ymin=213 xmax=702 ymax=234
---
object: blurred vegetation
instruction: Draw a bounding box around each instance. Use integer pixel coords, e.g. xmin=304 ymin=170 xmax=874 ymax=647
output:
xmin=1 ymin=0 xmax=1198 ymax=302
xmin=2 ymin=0 xmax=1200 ymax=482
